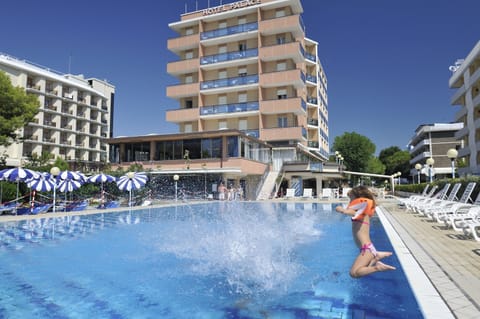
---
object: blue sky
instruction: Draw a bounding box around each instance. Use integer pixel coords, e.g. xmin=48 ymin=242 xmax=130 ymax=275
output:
xmin=1 ymin=0 xmax=479 ymax=154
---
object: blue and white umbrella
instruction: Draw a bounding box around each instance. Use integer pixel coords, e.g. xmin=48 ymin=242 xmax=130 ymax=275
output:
xmin=57 ymin=178 xmax=83 ymax=212
xmin=27 ymin=173 xmax=55 ymax=192
xmin=87 ymin=173 xmax=116 ymax=208
xmin=0 ymin=167 xmax=40 ymax=213
xmin=59 ymin=170 xmax=85 ymax=182
xmin=116 ymin=172 xmax=148 ymax=206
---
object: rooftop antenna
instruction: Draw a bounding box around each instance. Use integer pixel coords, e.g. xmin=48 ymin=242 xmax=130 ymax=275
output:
xmin=185 ymin=3 xmax=187 ymax=13
xmin=196 ymin=0 xmax=198 ymax=10
xmin=68 ymin=54 xmax=72 ymax=74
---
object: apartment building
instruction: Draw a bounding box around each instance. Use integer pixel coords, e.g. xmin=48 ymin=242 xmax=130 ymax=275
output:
xmin=407 ymin=123 xmax=463 ymax=181
xmin=165 ymin=0 xmax=329 ymax=160
xmin=449 ymin=40 xmax=480 ymax=175
xmin=0 ymin=53 xmax=115 ymax=171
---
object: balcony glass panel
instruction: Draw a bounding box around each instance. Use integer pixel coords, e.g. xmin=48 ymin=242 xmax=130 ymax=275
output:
xmin=305 ymin=52 xmax=316 ymax=62
xmin=200 ymin=102 xmax=259 ymax=115
xmin=307 ymin=96 xmax=318 ymax=104
xmin=201 ymin=22 xmax=258 ymax=40
xmin=306 ymin=74 xmax=317 ymax=83
xmin=201 ymin=74 xmax=259 ymax=90
xmin=201 ymin=48 xmax=258 ymax=65
xmin=243 ymin=129 xmax=259 ymax=138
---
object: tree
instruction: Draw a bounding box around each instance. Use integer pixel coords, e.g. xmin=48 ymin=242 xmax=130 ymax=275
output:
xmin=379 ymin=146 xmax=411 ymax=176
xmin=333 ymin=132 xmax=376 ymax=172
xmin=0 ymin=71 xmax=40 ymax=146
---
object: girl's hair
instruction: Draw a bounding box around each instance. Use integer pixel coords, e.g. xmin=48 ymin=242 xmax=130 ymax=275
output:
xmin=348 ymin=186 xmax=376 ymax=207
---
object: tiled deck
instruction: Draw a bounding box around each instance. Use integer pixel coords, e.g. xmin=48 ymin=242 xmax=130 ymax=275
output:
xmin=379 ymin=199 xmax=480 ymax=319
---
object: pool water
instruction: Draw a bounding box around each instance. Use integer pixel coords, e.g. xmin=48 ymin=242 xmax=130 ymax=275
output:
xmin=0 ymin=202 xmax=423 ymax=318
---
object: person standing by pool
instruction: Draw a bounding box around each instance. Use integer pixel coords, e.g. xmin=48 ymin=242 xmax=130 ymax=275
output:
xmin=335 ymin=185 xmax=396 ymax=278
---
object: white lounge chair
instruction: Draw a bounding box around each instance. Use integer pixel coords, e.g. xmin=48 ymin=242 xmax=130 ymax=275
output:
xmin=321 ymin=188 xmax=333 ymax=200
xmin=285 ymin=188 xmax=296 ymax=199
xmin=426 ymin=182 xmax=476 ymax=222
xmin=417 ymin=183 xmax=461 ymax=216
xmin=302 ymin=188 xmax=313 ymax=199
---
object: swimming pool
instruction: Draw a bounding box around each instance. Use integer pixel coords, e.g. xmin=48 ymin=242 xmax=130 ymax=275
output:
xmin=0 ymin=202 xmax=423 ymax=318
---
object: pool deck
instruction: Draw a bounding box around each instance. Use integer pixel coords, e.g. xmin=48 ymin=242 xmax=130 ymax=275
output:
xmin=1 ymin=198 xmax=479 ymax=318
xmin=378 ymin=198 xmax=480 ymax=319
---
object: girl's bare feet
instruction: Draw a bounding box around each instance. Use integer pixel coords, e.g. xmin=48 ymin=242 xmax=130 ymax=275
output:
xmin=376 ymin=251 xmax=392 ymax=260
xmin=375 ymin=261 xmax=396 ymax=272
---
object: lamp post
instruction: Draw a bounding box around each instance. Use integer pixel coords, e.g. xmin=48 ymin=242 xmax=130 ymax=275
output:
xmin=50 ymin=166 xmax=60 ymax=213
xmin=173 ymin=174 xmax=179 ymax=201
xmin=126 ymin=171 xmax=135 ymax=207
xmin=426 ymin=157 xmax=435 ymax=183
xmin=447 ymin=148 xmax=458 ymax=179
xmin=415 ymin=163 xmax=422 ymax=184
xmin=396 ymin=172 xmax=402 ymax=185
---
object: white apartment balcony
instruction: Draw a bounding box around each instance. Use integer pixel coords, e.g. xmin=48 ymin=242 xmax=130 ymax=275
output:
xmin=199 ymin=102 xmax=259 ymax=118
xmin=167 ymin=58 xmax=200 ymax=76
xmin=454 ymin=126 xmax=469 ymax=139
xmin=260 ymin=97 xmax=306 ymax=115
xmin=260 ymin=69 xmax=305 ymax=89
xmin=409 ymin=139 xmax=430 ymax=154
xmin=166 ymin=107 xmax=199 ymax=123
xmin=454 ymin=105 xmax=467 ymax=121
xmin=451 ymin=84 xmax=466 ymax=105
xmin=259 ymin=15 xmax=304 ymax=39
xmin=259 ymin=42 xmax=304 ymax=64
xmin=409 ymin=151 xmax=432 ymax=164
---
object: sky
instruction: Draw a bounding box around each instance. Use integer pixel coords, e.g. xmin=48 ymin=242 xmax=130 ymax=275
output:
xmin=1 ymin=0 xmax=479 ymax=154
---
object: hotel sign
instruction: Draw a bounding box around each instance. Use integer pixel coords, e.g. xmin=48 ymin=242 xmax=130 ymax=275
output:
xmin=203 ymin=0 xmax=261 ymax=15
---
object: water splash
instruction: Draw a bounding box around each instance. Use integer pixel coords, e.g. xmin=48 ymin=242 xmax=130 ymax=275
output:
xmin=153 ymin=202 xmax=322 ymax=296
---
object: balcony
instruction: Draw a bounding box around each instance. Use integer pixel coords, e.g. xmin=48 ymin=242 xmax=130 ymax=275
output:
xmin=304 ymin=52 xmax=316 ymax=63
xmin=201 ymin=22 xmax=258 ymax=41
xmin=166 ymin=82 xmax=199 ymax=98
xmin=308 ymin=141 xmax=319 ymax=148
xmin=260 ymin=97 xmax=306 ymax=115
xmin=200 ymin=48 xmax=258 ymax=66
xmin=200 ymin=102 xmax=259 ymax=117
xmin=165 ymin=107 xmax=199 ymax=123
xmin=167 ymin=58 xmax=199 ymax=76
xmin=305 ymin=74 xmax=317 ymax=84
xmin=260 ymin=69 xmax=305 ymax=89
xmin=307 ymin=96 xmax=318 ymax=105
xmin=259 ymin=15 xmax=304 ymax=38
xmin=260 ymin=126 xmax=304 ymax=142
xmin=259 ymin=42 xmax=304 ymax=64
xmin=308 ymin=118 xmax=319 ymax=126
xmin=167 ymin=33 xmax=199 ymax=53
xmin=451 ymin=84 xmax=466 ymax=105
xmin=200 ymin=74 xmax=258 ymax=91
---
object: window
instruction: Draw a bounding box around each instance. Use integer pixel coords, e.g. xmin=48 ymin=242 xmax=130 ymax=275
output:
xmin=184 ymin=124 xmax=192 ymax=133
xmin=276 ymin=62 xmax=286 ymax=71
xmin=185 ymin=51 xmax=193 ymax=59
xmin=238 ymin=67 xmax=247 ymax=77
xmin=218 ymin=95 xmax=227 ymax=105
xmin=218 ymin=70 xmax=227 ymax=79
xmin=278 ymin=116 xmax=288 ymax=127
xmin=219 ymin=121 xmax=227 ymax=130
xmin=238 ymin=17 xmax=246 ymax=25
xmin=277 ymin=36 xmax=286 ymax=44
xmin=238 ymin=93 xmax=247 ymax=103
xmin=185 ymin=74 xmax=193 ymax=84
xmin=185 ymin=100 xmax=193 ymax=108
xmin=218 ymin=21 xmax=227 ymax=29
xmin=239 ymin=42 xmax=247 ymax=51
xmin=185 ymin=28 xmax=194 ymax=35
xmin=218 ymin=45 xmax=227 ymax=54
xmin=277 ymin=89 xmax=287 ymax=99
xmin=239 ymin=119 xmax=247 ymax=130
xmin=275 ymin=9 xmax=286 ymax=18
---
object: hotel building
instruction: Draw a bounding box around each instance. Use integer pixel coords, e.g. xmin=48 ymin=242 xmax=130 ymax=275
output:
xmin=449 ymin=40 xmax=480 ymax=175
xmin=165 ymin=0 xmax=329 ymax=160
xmin=0 ymin=53 xmax=115 ymax=171
xmin=407 ymin=123 xmax=463 ymax=182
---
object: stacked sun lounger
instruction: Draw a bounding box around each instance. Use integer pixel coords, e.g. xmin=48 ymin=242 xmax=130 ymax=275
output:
xmin=405 ymin=184 xmax=449 ymax=213
xmin=416 ymin=183 xmax=461 ymax=216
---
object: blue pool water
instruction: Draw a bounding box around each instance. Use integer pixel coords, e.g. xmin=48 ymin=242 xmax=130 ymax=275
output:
xmin=0 ymin=202 xmax=423 ymax=318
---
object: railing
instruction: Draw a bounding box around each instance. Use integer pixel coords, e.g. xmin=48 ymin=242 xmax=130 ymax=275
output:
xmin=201 ymin=22 xmax=258 ymax=40
xmin=307 ymin=96 xmax=317 ymax=104
xmin=200 ymin=101 xmax=259 ymax=115
xmin=308 ymin=118 xmax=318 ymax=126
xmin=306 ymin=74 xmax=317 ymax=83
xmin=201 ymin=48 xmax=258 ymax=65
xmin=243 ymin=129 xmax=259 ymax=138
xmin=201 ymin=74 xmax=258 ymax=90
xmin=305 ymin=52 xmax=316 ymax=62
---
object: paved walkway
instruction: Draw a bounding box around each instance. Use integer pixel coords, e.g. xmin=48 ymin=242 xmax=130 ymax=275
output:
xmin=379 ymin=199 xmax=480 ymax=319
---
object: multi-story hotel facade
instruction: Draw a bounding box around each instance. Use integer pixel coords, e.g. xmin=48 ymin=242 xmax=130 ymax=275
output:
xmin=165 ymin=0 xmax=329 ymax=160
xmin=0 ymin=53 xmax=115 ymax=171
xmin=449 ymin=40 xmax=480 ymax=175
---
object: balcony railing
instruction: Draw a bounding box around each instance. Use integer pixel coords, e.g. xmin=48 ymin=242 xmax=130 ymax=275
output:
xmin=306 ymin=74 xmax=317 ymax=83
xmin=200 ymin=101 xmax=259 ymax=116
xmin=201 ymin=48 xmax=258 ymax=65
xmin=308 ymin=118 xmax=318 ymax=126
xmin=307 ymin=96 xmax=318 ymax=104
xmin=201 ymin=74 xmax=258 ymax=90
xmin=243 ymin=129 xmax=259 ymax=138
xmin=201 ymin=22 xmax=258 ymax=40
xmin=305 ymin=52 xmax=316 ymax=62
